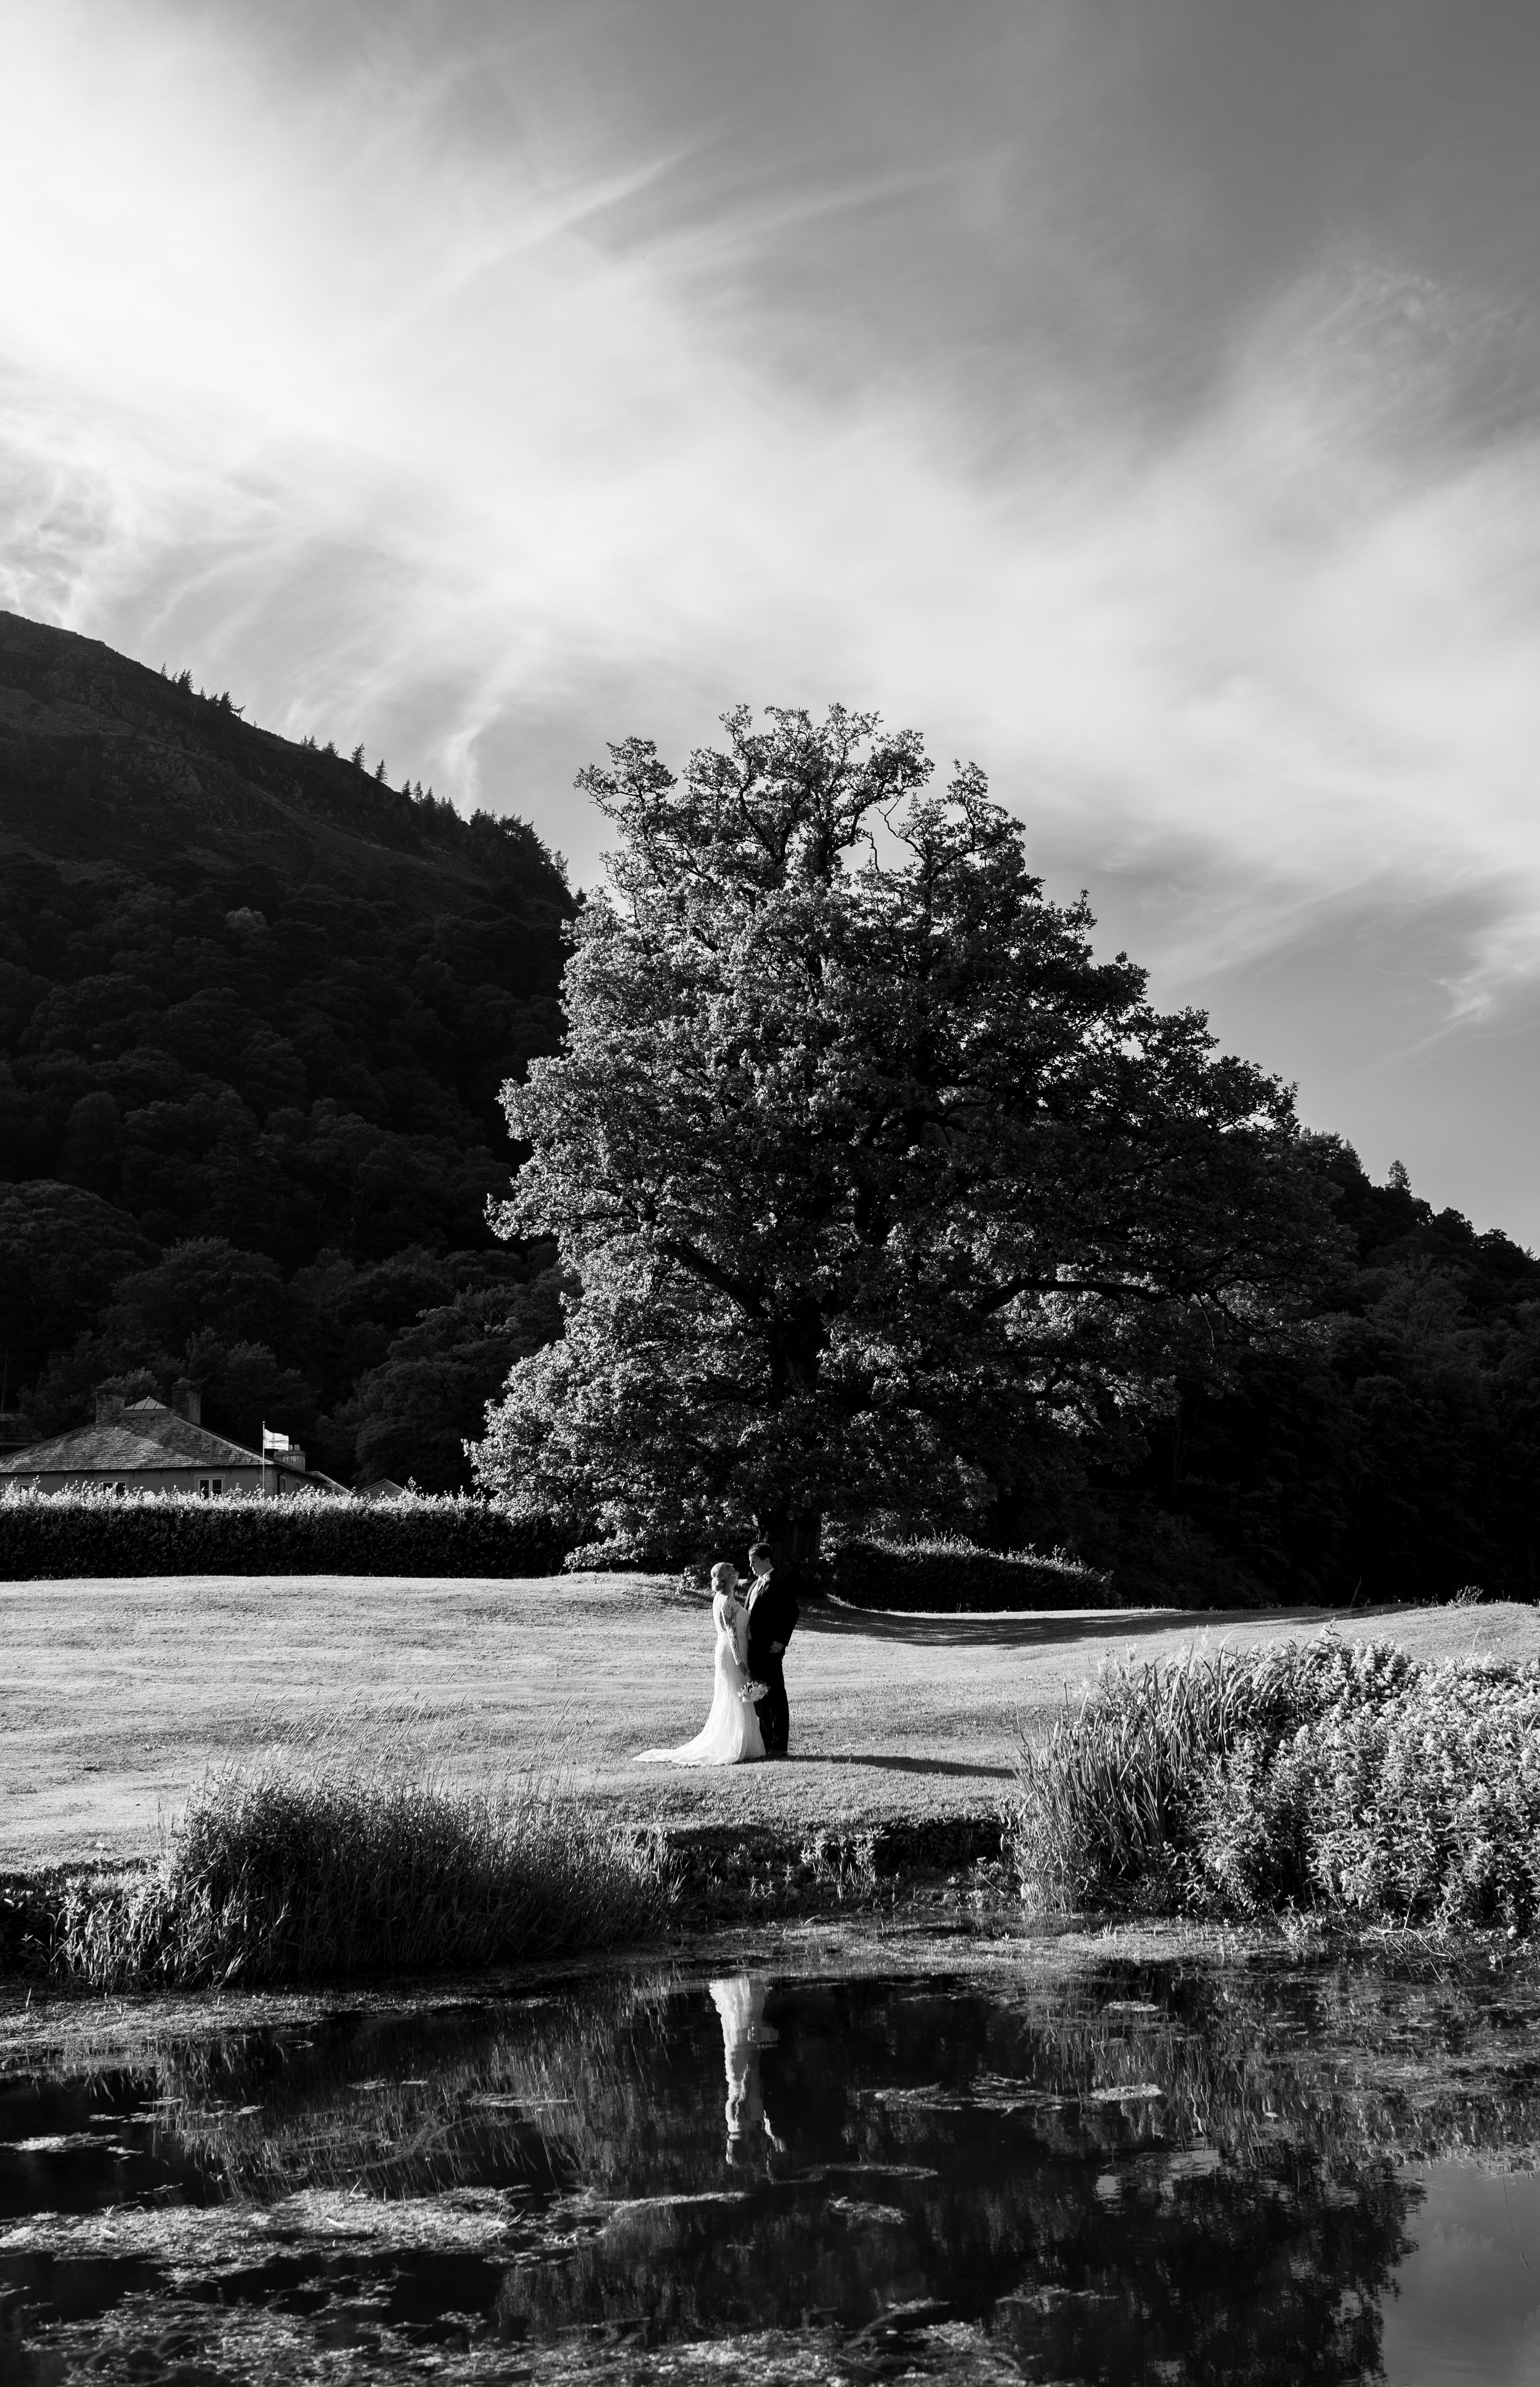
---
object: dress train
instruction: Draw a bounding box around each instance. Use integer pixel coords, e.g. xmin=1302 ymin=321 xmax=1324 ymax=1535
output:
xmin=636 ymin=1590 xmax=765 ymax=1765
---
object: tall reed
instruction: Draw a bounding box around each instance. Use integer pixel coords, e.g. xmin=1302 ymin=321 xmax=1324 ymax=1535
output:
xmin=46 ymin=1751 xmax=671 ymax=1990
xmin=1007 ymin=1634 xmax=1540 ymax=1932
xmin=1009 ymin=1647 xmax=1263 ymax=1913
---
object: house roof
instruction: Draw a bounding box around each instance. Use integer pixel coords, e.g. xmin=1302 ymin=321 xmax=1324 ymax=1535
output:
xmin=0 ymin=1401 xmax=270 ymax=1477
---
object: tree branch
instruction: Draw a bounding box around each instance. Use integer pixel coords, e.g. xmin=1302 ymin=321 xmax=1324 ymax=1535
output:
xmin=656 ymin=1234 xmax=766 ymax=1319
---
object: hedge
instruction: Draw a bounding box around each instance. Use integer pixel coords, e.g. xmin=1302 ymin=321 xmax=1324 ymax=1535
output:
xmin=0 ymin=1487 xmax=568 ymax=1579
xmin=828 ymin=1535 xmax=1112 ymax=1611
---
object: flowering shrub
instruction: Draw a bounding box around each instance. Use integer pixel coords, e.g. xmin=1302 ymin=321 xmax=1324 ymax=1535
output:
xmin=0 ymin=1485 xmax=567 ymax=1579
xmin=1008 ymin=1633 xmax=1540 ymax=1934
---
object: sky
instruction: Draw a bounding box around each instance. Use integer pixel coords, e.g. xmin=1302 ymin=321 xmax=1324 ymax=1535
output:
xmin=2 ymin=0 xmax=1539 ymax=1239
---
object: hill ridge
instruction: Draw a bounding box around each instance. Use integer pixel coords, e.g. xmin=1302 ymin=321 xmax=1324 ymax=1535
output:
xmin=0 ymin=607 xmax=567 ymax=917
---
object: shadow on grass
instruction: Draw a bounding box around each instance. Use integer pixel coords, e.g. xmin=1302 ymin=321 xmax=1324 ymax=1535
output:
xmin=788 ymin=1753 xmax=1015 ymax=1780
xmin=803 ymin=1603 xmax=1339 ymax=1650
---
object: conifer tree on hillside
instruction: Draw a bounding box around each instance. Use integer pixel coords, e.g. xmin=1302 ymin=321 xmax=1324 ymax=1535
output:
xmin=474 ymin=706 xmax=1346 ymax=1572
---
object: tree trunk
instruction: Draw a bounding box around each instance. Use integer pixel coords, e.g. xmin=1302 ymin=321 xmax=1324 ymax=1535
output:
xmin=752 ymin=1502 xmax=823 ymax=1597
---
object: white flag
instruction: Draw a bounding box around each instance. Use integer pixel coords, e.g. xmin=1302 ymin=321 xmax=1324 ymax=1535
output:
xmin=262 ymin=1428 xmax=291 ymax=1452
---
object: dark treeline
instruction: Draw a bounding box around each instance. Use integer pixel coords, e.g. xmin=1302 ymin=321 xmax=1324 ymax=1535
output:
xmin=1 ymin=612 xmax=1537 ymax=1594
xmin=1010 ymin=1138 xmax=1540 ymax=1605
xmin=0 ymin=609 xmax=570 ymax=1487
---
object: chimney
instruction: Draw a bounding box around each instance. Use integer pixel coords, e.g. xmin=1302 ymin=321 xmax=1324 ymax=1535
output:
xmin=95 ymin=1390 xmax=125 ymax=1425
xmin=172 ymin=1379 xmax=202 ymax=1426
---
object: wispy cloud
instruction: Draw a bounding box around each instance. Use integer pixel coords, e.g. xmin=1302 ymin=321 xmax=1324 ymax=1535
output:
xmin=4 ymin=2 xmax=1540 ymax=1227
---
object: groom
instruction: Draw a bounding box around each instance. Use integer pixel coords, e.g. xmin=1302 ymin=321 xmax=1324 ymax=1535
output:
xmin=745 ymin=1540 xmax=799 ymax=1759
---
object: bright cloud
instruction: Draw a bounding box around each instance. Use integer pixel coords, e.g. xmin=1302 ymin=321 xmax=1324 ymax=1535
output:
xmin=4 ymin=2 xmax=1540 ymax=1229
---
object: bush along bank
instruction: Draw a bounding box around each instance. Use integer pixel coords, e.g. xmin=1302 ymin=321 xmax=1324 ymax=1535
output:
xmin=0 ymin=1485 xmax=567 ymax=1579
xmin=0 ymin=1799 xmax=1016 ymax=1988
xmin=829 ymin=1535 xmax=1112 ymax=1611
xmin=2 ymin=1762 xmax=671 ymax=1990
xmin=1007 ymin=1634 xmax=1540 ymax=1934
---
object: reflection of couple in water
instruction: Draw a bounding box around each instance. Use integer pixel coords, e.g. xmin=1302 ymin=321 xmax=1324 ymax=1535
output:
xmin=710 ymin=1976 xmax=785 ymax=2166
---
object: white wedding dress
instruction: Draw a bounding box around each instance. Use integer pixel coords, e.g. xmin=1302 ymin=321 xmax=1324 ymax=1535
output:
xmin=636 ymin=1590 xmax=766 ymax=1765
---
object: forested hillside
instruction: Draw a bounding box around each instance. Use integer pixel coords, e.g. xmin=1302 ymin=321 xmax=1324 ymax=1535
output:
xmin=0 ymin=609 xmax=570 ymax=1486
xmin=1 ymin=608 xmax=1537 ymax=1599
xmin=1053 ymin=1140 xmax=1540 ymax=1606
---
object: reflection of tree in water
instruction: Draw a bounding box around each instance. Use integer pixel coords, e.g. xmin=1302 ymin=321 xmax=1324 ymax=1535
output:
xmin=152 ymin=1974 xmax=682 ymax=2204
xmin=490 ymin=1964 xmax=1540 ymax=2379
xmin=147 ymin=1960 xmax=1540 ymax=2383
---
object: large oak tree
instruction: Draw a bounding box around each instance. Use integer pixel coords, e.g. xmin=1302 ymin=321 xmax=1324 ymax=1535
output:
xmin=476 ymin=707 xmax=1343 ymax=1571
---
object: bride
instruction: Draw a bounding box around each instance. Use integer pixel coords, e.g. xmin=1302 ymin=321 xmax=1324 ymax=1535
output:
xmin=636 ymin=1562 xmax=765 ymax=1766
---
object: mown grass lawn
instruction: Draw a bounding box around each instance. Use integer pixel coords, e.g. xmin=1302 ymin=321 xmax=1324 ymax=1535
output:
xmin=4 ymin=1572 xmax=1537 ymax=1868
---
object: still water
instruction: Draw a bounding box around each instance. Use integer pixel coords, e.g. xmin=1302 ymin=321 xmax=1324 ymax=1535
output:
xmin=2 ymin=1955 xmax=1538 ymax=2383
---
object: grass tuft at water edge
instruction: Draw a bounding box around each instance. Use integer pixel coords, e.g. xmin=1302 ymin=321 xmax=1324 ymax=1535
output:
xmin=37 ymin=1748 xmax=671 ymax=1990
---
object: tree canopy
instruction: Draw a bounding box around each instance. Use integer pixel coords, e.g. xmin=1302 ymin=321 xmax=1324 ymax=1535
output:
xmin=10 ymin=606 xmax=1539 ymax=1595
xmin=476 ymin=707 xmax=1345 ymax=1566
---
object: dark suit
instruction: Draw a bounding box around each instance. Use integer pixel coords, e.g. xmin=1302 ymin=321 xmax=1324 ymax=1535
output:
xmin=746 ymin=1569 xmax=800 ymax=1757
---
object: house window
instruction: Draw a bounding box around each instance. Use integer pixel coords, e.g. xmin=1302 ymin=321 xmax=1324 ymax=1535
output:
xmin=199 ymin=1478 xmax=210 ymax=1498
xmin=211 ymin=1478 xmax=223 ymax=1496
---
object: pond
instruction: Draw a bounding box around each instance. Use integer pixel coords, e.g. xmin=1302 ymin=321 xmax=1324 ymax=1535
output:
xmin=2 ymin=1950 xmax=1539 ymax=2383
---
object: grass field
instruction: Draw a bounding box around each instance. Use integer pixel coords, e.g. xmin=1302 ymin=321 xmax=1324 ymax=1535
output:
xmin=4 ymin=1573 xmax=1537 ymax=1869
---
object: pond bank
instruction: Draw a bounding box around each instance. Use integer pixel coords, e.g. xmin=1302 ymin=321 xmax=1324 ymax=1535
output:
xmin=0 ymin=1806 xmax=1015 ymax=1998
xmin=7 ymin=1573 xmax=1535 ymax=1870
xmin=5 ymin=1898 xmax=1528 ymax=2074
xmin=6 ymin=1805 xmax=1530 ymax=2027
xmin=6 ymin=1598 xmax=1536 ymax=2000
xmin=661 ymin=1807 xmax=1009 ymax=1919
